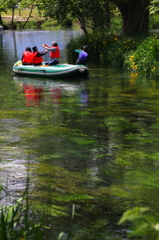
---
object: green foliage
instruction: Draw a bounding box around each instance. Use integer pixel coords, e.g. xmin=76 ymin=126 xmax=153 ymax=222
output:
xmin=118 ymin=207 xmax=159 ymax=239
xmin=124 ymin=35 xmax=159 ymax=77
xmin=110 ymin=13 xmax=122 ymax=33
xmin=149 ymin=0 xmax=159 ymax=15
xmin=0 ymin=175 xmax=45 ymax=240
xmin=16 ymin=19 xmax=37 ymax=29
xmin=36 ymin=0 xmax=116 ymax=34
xmin=149 ymin=15 xmax=159 ymax=29
xmin=0 ymin=196 xmax=44 ymax=240
xmin=41 ymin=19 xmax=59 ymax=28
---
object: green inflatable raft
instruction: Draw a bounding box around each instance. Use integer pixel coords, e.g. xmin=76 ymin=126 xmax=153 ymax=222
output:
xmin=13 ymin=61 xmax=89 ymax=79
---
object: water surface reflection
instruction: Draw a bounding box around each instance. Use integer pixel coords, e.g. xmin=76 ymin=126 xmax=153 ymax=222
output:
xmin=13 ymin=76 xmax=89 ymax=107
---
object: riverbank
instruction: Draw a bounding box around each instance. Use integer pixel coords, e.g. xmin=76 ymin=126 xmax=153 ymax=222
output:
xmin=1 ymin=8 xmax=47 ymax=29
xmin=66 ymin=32 xmax=159 ymax=78
xmin=1 ymin=8 xmax=72 ymax=30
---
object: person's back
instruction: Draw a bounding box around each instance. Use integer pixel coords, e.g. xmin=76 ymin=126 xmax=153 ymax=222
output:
xmin=32 ymin=46 xmax=47 ymax=65
xmin=75 ymin=45 xmax=89 ymax=65
xmin=78 ymin=51 xmax=88 ymax=63
xmin=42 ymin=41 xmax=60 ymax=65
xmin=32 ymin=50 xmax=43 ymax=66
xmin=22 ymin=47 xmax=32 ymax=65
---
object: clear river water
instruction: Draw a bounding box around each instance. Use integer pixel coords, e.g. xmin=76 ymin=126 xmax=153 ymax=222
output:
xmin=0 ymin=28 xmax=159 ymax=240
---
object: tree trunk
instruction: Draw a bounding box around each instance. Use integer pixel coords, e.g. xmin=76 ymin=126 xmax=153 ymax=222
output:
xmin=21 ymin=4 xmax=34 ymax=29
xmin=113 ymin=0 xmax=150 ymax=36
xmin=0 ymin=13 xmax=3 ymax=25
xmin=11 ymin=7 xmax=15 ymax=29
xmin=77 ymin=16 xmax=88 ymax=34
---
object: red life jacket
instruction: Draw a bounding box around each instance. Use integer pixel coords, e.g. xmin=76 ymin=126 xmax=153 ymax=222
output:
xmin=32 ymin=51 xmax=43 ymax=64
xmin=22 ymin=51 xmax=32 ymax=63
xmin=50 ymin=46 xmax=60 ymax=58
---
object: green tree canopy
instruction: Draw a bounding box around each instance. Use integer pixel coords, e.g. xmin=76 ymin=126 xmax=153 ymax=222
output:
xmin=36 ymin=0 xmax=151 ymax=36
xmin=37 ymin=0 xmax=115 ymax=34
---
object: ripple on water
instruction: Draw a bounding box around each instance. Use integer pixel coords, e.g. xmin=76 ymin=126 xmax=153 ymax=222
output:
xmin=0 ymin=118 xmax=23 ymax=143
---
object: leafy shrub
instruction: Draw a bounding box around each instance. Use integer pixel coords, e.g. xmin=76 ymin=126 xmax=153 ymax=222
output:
xmin=66 ymin=32 xmax=141 ymax=67
xmin=149 ymin=15 xmax=159 ymax=29
xmin=124 ymin=36 xmax=159 ymax=77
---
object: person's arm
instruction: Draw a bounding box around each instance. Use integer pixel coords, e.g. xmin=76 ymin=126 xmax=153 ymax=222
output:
xmin=43 ymin=45 xmax=56 ymax=52
xmin=42 ymin=44 xmax=56 ymax=51
xmin=36 ymin=50 xmax=48 ymax=57
xmin=75 ymin=49 xmax=82 ymax=53
xmin=42 ymin=44 xmax=50 ymax=49
xmin=48 ymin=47 xmax=56 ymax=52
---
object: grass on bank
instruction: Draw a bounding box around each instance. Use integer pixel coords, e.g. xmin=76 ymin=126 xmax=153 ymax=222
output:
xmin=1 ymin=8 xmax=42 ymax=20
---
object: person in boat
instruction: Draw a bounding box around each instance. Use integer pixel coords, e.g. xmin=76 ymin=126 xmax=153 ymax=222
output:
xmin=32 ymin=46 xmax=48 ymax=66
xmin=22 ymin=47 xmax=32 ymax=65
xmin=42 ymin=41 xmax=60 ymax=65
xmin=75 ymin=45 xmax=89 ymax=66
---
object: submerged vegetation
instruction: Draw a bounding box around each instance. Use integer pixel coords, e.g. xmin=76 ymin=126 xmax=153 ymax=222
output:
xmin=3 ymin=68 xmax=159 ymax=239
xmin=2 ymin=2 xmax=159 ymax=240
